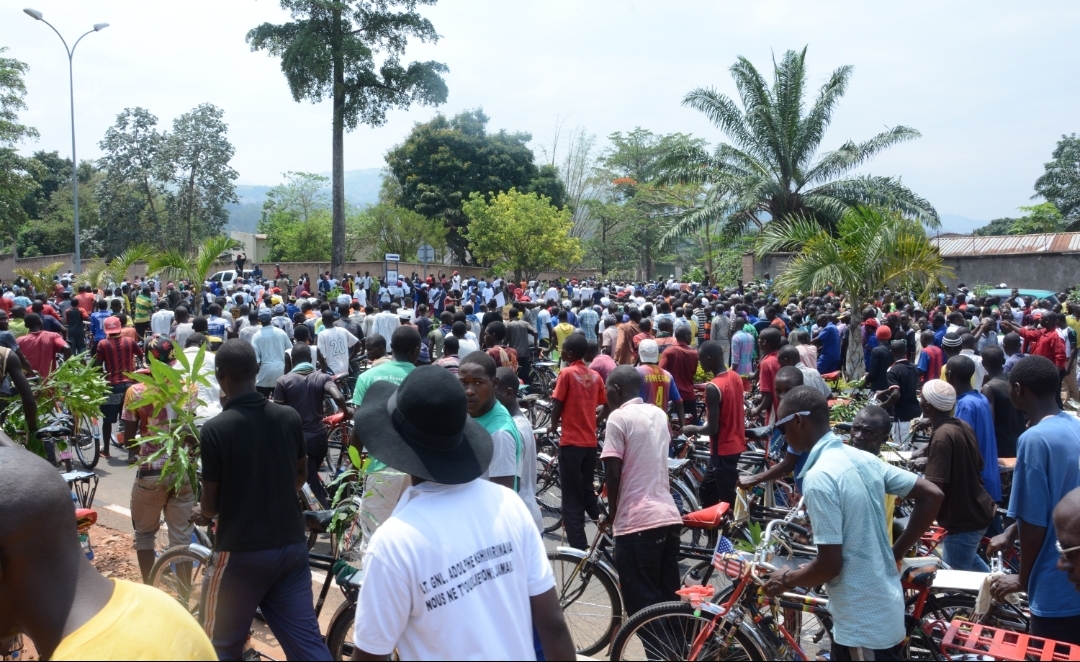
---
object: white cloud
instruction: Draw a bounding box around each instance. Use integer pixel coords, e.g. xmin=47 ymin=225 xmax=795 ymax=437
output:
xmin=5 ymin=0 xmax=1078 ymax=219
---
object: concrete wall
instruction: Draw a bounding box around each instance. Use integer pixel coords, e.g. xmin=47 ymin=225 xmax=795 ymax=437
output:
xmin=744 ymin=252 xmax=794 ymax=283
xmin=941 ymin=253 xmax=1080 ymax=292
xmin=255 ymin=261 xmax=600 ymax=285
xmin=745 ymin=251 xmax=1080 ymax=293
xmin=0 ymin=253 xmax=75 ymax=281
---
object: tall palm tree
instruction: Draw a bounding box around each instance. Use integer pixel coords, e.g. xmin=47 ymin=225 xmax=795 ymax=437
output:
xmin=148 ymin=235 xmax=239 ymax=289
xmin=756 ymin=206 xmax=951 ymax=378
xmin=662 ymin=47 xmax=938 ymax=235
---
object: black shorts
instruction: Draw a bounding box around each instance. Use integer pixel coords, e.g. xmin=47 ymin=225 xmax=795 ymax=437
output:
xmin=100 ymin=382 xmax=133 ymax=424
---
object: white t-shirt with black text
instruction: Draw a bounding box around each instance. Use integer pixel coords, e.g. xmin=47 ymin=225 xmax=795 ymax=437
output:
xmin=354 ymin=479 xmax=553 ymax=660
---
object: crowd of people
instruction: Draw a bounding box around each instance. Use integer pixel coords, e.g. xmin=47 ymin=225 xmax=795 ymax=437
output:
xmin=1 ymin=264 xmax=1080 ymax=660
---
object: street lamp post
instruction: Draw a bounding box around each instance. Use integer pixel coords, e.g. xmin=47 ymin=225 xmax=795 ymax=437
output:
xmin=23 ymin=8 xmax=108 ymax=274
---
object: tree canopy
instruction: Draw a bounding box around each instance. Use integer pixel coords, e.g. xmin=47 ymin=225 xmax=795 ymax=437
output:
xmin=0 ymin=48 xmax=40 ymax=259
xmin=462 ymin=189 xmax=580 ymax=282
xmin=95 ymin=105 xmax=238 ymax=256
xmin=1034 ymin=133 xmax=1080 ymax=226
xmin=385 ymin=108 xmax=566 ymax=264
xmin=248 ymin=0 xmax=449 ymax=275
xmin=661 ymin=47 xmax=937 ymax=236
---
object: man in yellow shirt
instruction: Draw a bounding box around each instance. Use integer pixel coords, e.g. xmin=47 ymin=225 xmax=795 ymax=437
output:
xmin=552 ymin=309 xmax=575 ymax=364
xmin=0 ymin=441 xmax=214 ymax=661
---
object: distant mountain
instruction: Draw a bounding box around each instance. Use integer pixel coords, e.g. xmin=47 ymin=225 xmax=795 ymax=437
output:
xmin=937 ymin=213 xmax=988 ymax=235
xmin=225 ymin=168 xmax=384 ymax=233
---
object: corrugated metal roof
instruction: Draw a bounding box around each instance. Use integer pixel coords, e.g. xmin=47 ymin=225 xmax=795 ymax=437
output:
xmin=930 ymin=232 xmax=1080 ymax=257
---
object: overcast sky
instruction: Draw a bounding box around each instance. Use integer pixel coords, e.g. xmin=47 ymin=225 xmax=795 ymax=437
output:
xmin=4 ymin=0 xmax=1079 ymax=229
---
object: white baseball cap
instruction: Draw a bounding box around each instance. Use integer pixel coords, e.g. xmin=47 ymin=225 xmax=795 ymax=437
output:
xmin=638 ymin=339 xmax=660 ymax=364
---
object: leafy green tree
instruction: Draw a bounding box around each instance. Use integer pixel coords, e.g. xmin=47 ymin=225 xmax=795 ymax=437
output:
xmin=248 ymin=0 xmax=449 ymax=276
xmin=662 ymin=47 xmax=937 ymax=235
xmin=159 ymin=104 xmax=239 ymax=252
xmin=583 ymin=199 xmax=636 ymax=276
xmin=1034 ymin=134 xmax=1080 ymax=224
xmin=264 ymin=171 xmax=329 ymax=223
xmin=0 ymin=48 xmax=41 ymax=259
xmin=354 ymin=203 xmax=446 ymax=262
xmin=266 ymin=212 xmax=334 ymax=262
xmin=0 ymin=48 xmax=38 ymax=146
xmin=757 ymin=206 xmax=951 ymax=377
xmin=97 ymin=107 xmax=164 ymax=244
xmin=1009 ymin=202 xmax=1064 ymax=235
xmin=385 ymin=109 xmax=566 ymax=264
xmin=594 ymin=129 xmax=704 ymax=280
xmin=462 ymin=189 xmax=581 ymax=282
xmin=973 ymin=217 xmax=1018 ymax=236
xmin=258 ymin=171 xmax=335 ymax=262
xmin=19 ymin=164 xmax=103 ymax=257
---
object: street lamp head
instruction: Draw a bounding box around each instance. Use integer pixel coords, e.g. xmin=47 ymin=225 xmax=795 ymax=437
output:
xmin=93 ymin=23 xmax=109 ymax=31
xmin=23 ymin=8 xmax=43 ymax=20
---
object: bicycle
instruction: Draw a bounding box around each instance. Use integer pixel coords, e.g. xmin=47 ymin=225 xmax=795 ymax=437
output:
xmin=147 ymin=507 xmax=359 ymax=660
xmin=550 ymin=500 xmax=737 ymax=656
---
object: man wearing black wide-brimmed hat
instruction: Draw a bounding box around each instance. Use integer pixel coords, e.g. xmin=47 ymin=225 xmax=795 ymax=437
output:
xmin=350 ymin=366 xmax=574 ymax=660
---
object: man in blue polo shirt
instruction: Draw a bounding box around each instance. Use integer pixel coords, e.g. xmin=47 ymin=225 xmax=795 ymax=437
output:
xmin=762 ymin=386 xmax=942 ymax=660
xmin=990 ymin=355 xmax=1080 ymax=644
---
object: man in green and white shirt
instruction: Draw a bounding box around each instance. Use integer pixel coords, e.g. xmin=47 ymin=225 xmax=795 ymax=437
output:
xmin=458 ymin=352 xmax=522 ymax=491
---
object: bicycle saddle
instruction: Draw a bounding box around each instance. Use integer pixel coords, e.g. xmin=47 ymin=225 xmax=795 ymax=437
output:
xmin=36 ymin=424 xmax=72 ymax=439
xmin=902 ymin=564 xmax=938 ymax=588
xmin=667 ymin=457 xmax=691 ymax=473
xmin=821 ymin=371 xmax=841 ymax=381
xmin=681 ymin=502 xmax=731 ymax=529
xmin=304 ymin=509 xmax=336 ymax=534
xmin=745 ymin=426 xmax=772 ymax=440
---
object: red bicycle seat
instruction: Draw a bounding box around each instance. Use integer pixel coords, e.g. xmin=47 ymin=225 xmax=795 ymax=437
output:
xmin=681 ymin=502 xmax=731 ymax=529
xmin=821 ymin=371 xmax=841 ymax=381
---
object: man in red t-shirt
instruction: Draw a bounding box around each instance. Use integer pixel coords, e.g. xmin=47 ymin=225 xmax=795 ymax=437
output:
xmin=75 ymin=285 xmax=96 ymax=319
xmin=550 ymin=333 xmax=609 ymax=549
xmin=683 ymin=340 xmax=746 ymax=508
xmin=16 ymin=313 xmax=69 ymax=378
xmin=659 ymin=326 xmax=698 ymax=403
xmin=93 ymin=316 xmax=144 ymax=460
xmin=751 ymin=328 xmax=782 ymax=424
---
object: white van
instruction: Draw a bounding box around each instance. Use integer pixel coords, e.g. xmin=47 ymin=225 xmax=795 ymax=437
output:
xmin=208 ymin=269 xmax=255 ymax=290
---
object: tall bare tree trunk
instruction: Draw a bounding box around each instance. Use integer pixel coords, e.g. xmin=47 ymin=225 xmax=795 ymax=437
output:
xmin=330 ymin=7 xmax=346 ymax=277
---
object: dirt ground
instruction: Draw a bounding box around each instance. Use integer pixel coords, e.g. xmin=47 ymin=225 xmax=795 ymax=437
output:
xmin=6 ymin=523 xmax=286 ymax=661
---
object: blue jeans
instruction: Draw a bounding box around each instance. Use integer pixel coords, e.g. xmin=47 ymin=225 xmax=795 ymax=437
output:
xmin=943 ymin=528 xmax=990 ymax=572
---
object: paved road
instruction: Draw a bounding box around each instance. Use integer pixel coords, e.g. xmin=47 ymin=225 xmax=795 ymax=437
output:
xmin=82 ymin=445 xmax=581 ymax=659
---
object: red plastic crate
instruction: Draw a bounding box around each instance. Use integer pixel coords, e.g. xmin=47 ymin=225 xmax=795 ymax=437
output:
xmin=941 ymin=620 xmax=1080 ymax=661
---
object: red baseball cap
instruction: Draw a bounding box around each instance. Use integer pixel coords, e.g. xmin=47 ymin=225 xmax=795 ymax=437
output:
xmin=104 ymin=316 xmax=122 ymax=335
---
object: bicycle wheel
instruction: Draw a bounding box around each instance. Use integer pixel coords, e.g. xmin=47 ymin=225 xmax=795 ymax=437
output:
xmin=325 ymin=600 xmax=357 ymax=660
xmin=536 ymin=456 xmax=562 ymax=534
xmin=549 ymin=550 xmax=622 ymax=656
xmin=325 ymin=426 xmax=346 ymax=475
xmin=148 ymin=544 xmax=211 ymax=621
xmin=610 ymin=601 xmax=769 ymax=661
xmin=73 ymin=415 xmax=100 ymax=470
